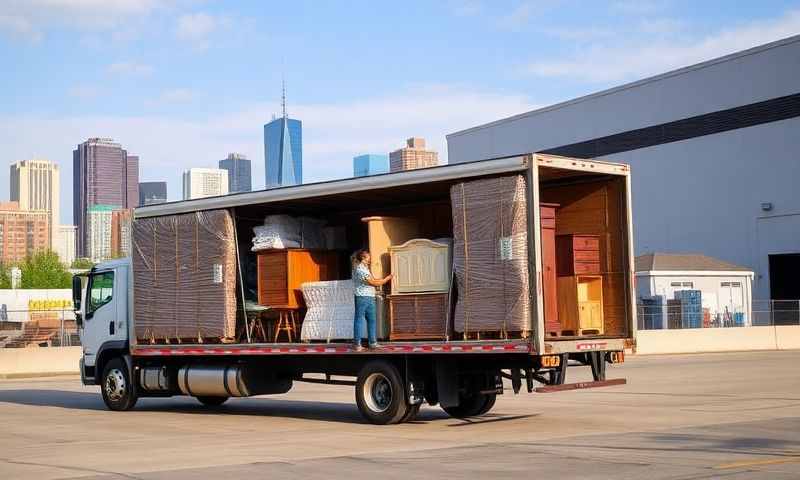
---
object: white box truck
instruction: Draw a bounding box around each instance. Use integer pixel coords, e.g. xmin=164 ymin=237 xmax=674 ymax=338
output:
xmin=73 ymin=154 xmax=634 ymax=424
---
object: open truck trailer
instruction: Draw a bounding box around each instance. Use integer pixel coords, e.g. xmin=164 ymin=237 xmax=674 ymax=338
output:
xmin=73 ymin=153 xmax=635 ymax=424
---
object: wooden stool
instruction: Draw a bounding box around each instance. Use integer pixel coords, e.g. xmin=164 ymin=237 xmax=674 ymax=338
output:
xmin=273 ymin=308 xmax=298 ymax=342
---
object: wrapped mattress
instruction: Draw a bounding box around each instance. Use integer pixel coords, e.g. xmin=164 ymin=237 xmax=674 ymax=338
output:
xmin=133 ymin=210 xmax=237 ymax=341
xmin=451 ymin=175 xmax=530 ymax=334
xmin=300 ymin=280 xmax=366 ymax=341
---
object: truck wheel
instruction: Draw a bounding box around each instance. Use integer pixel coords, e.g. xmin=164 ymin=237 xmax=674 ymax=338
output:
xmin=442 ymin=392 xmax=493 ymax=418
xmin=101 ymin=358 xmax=138 ymax=411
xmin=355 ymin=361 xmax=408 ymax=425
xmin=196 ymin=396 xmax=229 ymax=407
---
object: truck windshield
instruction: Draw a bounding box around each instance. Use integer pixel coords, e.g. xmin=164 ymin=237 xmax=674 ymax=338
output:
xmin=88 ymin=271 xmax=114 ymax=314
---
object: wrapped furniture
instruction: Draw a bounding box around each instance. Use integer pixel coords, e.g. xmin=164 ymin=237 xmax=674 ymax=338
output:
xmin=300 ymin=280 xmax=363 ymax=341
xmin=389 ymin=239 xmax=450 ymax=295
xmin=256 ymin=249 xmax=340 ymax=308
xmin=451 ymin=175 xmax=531 ymax=336
xmin=132 ymin=209 xmax=237 ymax=342
xmin=251 ymin=215 xmax=326 ymax=251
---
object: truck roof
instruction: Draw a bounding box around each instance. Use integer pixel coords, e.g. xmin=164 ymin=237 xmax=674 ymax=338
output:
xmin=135 ymin=154 xmax=629 ymax=219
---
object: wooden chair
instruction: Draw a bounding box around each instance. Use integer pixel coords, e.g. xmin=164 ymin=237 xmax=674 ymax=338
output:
xmin=273 ymin=307 xmax=299 ymax=342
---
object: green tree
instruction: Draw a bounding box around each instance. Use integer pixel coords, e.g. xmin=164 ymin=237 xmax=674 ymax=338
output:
xmin=0 ymin=263 xmax=10 ymax=289
xmin=20 ymin=250 xmax=73 ymax=289
xmin=70 ymin=258 xmax=94 ymax=270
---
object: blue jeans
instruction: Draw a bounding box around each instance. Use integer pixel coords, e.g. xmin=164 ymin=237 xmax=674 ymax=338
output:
xmin=354 ymin=296 xmax=377 ymax=345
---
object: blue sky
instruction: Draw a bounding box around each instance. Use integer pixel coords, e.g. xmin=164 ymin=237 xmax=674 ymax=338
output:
xmin=1 ymin=0 xmax=799 ymax=223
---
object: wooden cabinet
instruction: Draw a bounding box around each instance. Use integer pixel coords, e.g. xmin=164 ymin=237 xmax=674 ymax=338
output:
xmin=540 ymin=203 xmax=560 ymax=335
xmin=388 ymin=293 xmax=448 ymax=340
xmin=389 ymin=239 xmax=450 ymax=295
xmin=557 ymin=275 xmax=604 ymax=336
xmin=556 ymin=234 xmax=601 ymax=276
xmin=361 ymin=216 xmax=419 ymax=279
xmin=256 ymin=249 xmax=340 ymax=308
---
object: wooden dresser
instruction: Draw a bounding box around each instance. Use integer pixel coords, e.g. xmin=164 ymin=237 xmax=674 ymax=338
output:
xmin=256 ymin=249 xmax=340 ymax=308
xmin=361 ymin=216 xmax=419 ymax=279
xmin=556 ymin=234 xmax=601 ymax=276
xmin=388 ymin=293 xmax=448 ymax=340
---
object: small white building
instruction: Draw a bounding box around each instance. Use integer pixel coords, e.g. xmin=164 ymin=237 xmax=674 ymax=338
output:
xmin=635 ymin=253 xmax=754 ymax=329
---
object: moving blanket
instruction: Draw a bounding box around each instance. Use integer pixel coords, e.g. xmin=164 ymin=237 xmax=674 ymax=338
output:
xmin=133 ymin=210 xmax=237 ymax=341
xmin=451 ymin=175 xmax=530 ymax=334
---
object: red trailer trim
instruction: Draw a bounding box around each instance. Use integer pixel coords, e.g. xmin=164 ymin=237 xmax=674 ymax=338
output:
xmin=132 ymin=341 xmax=533 ymax=357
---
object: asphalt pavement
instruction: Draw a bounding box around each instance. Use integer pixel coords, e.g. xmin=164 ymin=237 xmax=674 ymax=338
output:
xmin=1 ymin=350 xmax=799 ymax=479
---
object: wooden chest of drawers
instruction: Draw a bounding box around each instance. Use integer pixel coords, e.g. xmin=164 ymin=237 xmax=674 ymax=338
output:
xmin=556 ymin=234 xmax=601 ymax=276
xmin=257 ymin=249 xmax=340 ymax=308
xmin=388 ymin=293 xmax=448 ymax=340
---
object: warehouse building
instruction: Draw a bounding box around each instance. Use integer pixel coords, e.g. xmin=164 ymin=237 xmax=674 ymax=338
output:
xmin=446 ymin=35 xmax=800 ymax=305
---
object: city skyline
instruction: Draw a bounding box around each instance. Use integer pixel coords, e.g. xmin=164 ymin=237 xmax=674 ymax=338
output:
xmin=2 ymin=2 xmax=798 ymax=222
xmin=219 ymin=153 xmax=252 ymax=193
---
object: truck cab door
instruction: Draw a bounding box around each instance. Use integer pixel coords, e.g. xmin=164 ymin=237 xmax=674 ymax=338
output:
xmin=80 ymin=269 xmax=122 ymax=368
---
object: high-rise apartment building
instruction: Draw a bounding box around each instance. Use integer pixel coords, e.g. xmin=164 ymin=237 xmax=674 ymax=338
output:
xmin=54 ymin=225 xmax=76 ymax=266
xmin=138 ymin=181 xmax=167 ymax=206
xmin=219 ymin=153 xmax=252 ymax=193
xmin=264 ymin=85 xmax=302 ymax=188
xmin=353 ymin=154 xmax=389 ymax=177
xmin=111 ymin=209 xmax=132 ymax=258
xmin=0 ymin=202 xmax=49 ymax=264
xmin=182 ymin=168 xmax=229 ymax=200
xmin=389 ymin=137 xmax=438 ymax=172
xmin=73 ymin=138 xmax=139 ymax=257
xmin=9 ymin=158 xmax=60 ymax=249
xmin=86 ymin=205 xmax=116 ymax=262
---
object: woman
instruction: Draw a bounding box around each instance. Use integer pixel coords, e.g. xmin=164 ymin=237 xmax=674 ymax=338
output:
xmin=352 ymin=249 xmax=392 ymax=351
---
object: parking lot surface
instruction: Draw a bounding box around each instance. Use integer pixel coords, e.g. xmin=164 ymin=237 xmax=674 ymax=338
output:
xmin=1 ymin=350 xmax=799 ymax=479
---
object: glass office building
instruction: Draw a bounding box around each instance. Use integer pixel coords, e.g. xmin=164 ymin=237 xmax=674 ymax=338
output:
xmin=219 ymin=153 xmax=252 ymax=193
xmin=353 ymin=154 xmax=389 ymax=177
xmin=264 ymin=117 xmax=302 ymax=188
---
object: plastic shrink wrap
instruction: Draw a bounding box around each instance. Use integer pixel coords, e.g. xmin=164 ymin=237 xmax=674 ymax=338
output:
xmin=451 ymin=175 xmax=531 ymax=334
xmin=133 ymin=209 xmax=237 ymax=341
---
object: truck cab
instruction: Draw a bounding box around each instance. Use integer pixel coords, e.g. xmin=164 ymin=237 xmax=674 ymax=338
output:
xmin=73 ymin=259 xmax=131 ymax=388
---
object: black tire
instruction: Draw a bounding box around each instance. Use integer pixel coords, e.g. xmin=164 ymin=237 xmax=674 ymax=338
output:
xmin=355 ymin=361 xmax=408 ymax=425
xmin=400 ymin=403 xmax=421 ymax=423
xmin=442 ymin=392 xmax=493 ymax=418
xmin=196 ymin=396 xmax=229 ymax=407
xmin=476 ymin=393 xmax=497 ymax=415
xmin=100 ymin=358 xmax=138 ymax=411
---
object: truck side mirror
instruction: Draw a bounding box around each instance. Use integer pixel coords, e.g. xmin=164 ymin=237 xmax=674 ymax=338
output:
xmin=72 ymin=276 xmax=82 ymax=311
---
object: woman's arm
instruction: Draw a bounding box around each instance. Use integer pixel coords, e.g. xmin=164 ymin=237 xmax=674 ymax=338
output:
xmin=366 ymin=274 xmax=393 ymax=287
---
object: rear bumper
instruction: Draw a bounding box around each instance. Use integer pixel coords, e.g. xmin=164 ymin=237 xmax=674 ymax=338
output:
xmin=543 ymin=337 xmax=627 ymax=354
xmin=535 ymin=378 xmax=627 ymax=393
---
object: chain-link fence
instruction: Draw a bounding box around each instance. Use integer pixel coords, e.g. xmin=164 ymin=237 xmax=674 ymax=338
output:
xmin=637 ymin=300 xmax=800 ymax=330
xmin=0 ymin=309 xmax=79 ymax=348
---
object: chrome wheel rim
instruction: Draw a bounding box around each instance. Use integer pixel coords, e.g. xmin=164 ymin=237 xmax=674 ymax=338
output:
xmin=363 ymin=373 xmax=392 ymax=413
xmin=105 ymin=368 xmax=126 ymax=402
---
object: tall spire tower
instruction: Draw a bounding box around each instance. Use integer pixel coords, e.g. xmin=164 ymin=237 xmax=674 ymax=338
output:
xmin=264 ymin=80 xmax=303 ymax=188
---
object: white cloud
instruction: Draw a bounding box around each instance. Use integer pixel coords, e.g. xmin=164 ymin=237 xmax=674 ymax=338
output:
xmin=538 ymin=25 xmax=616 ymax=42
xmin=107 ymin=61 xmax=154 ymax=76
xmin=526 ymin=10 xmax=800 ymax=83
xmin=155 ymin=88 xmax=194 ymax=103
xmin=0 ymin=85 xmax=534 ymax=220
xmin=0 ymin=0 xmax=166 ymax=40
xmin=175 ymin=11 xmax=235 ymax=50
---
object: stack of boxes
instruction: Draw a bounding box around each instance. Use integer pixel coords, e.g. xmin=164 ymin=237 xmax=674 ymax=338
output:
xmin=674 ymin=290 xmax=702 ymax=329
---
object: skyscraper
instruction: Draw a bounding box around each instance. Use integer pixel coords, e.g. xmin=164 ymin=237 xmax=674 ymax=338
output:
xmin=389 ymin=137 xmax=438 ymax=172
xmin=86 ymin=204 xmax=116 ymax=262
xmin=353 ymin=154 xmax=389 ymax=177
xmin=54 ymin=225 xmax=76 ymax=266
xmin=0 ymin=202 xmax=49 ymax=264
xmin=138 ymin=181 xmax=167 ymax=206
xmin=73 ymin=138 xmax=139 ymax=257
xmin=219 ymin=153 xmax=252 ymax=193
xmin=9 ymin=158 xmax=60 ymax=249
xmin=182 ymin=168 xmax=229 ymax=200
xmin=264 ymin=83 xmax=302 ymax=188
